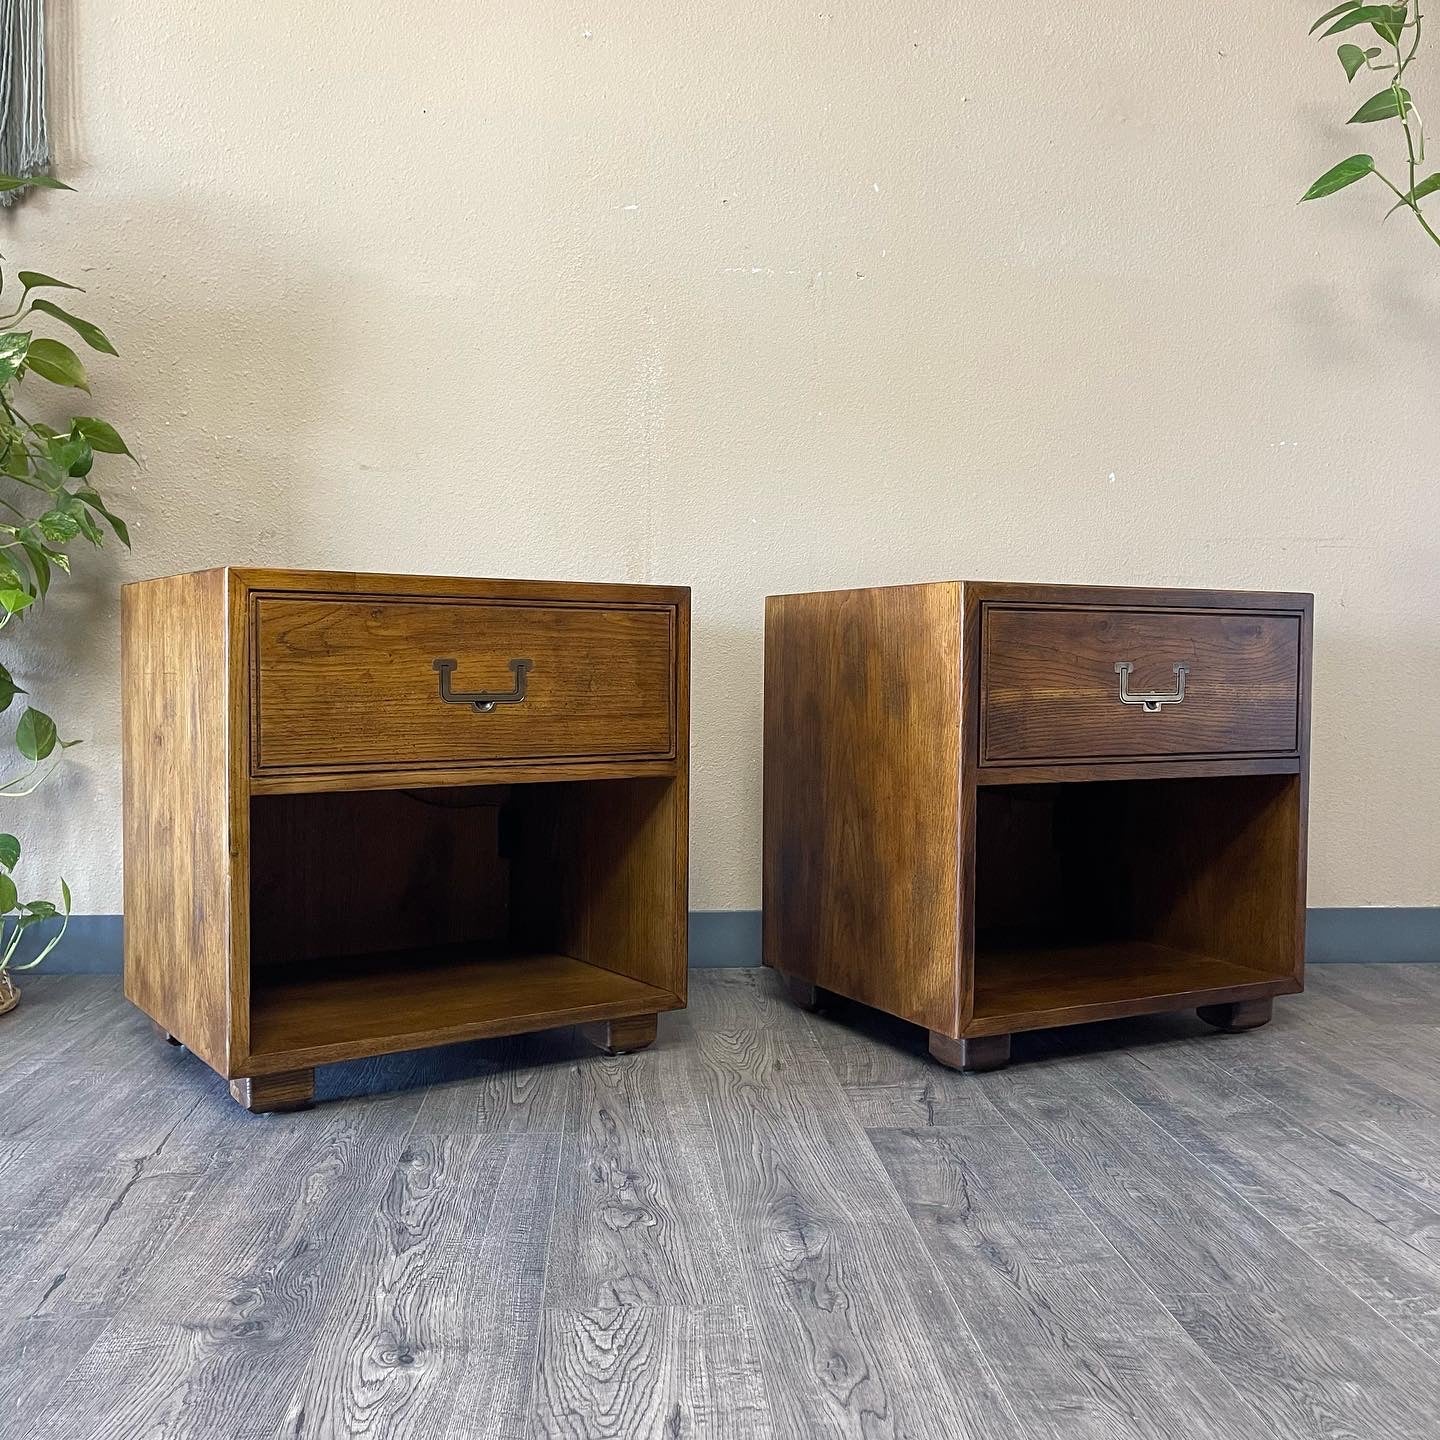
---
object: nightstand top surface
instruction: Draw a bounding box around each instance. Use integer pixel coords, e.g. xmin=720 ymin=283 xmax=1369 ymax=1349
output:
xmin=767 ymin=579 xmax=1311 ymax=610
xmin=124 ymin=566 xmax=690 ymax=606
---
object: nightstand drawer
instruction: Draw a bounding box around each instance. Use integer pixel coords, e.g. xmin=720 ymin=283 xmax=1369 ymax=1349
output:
xmin=252 ymin=595 xmax=675 ymax=773
xmin=980 ymin=606 xmax=1301 ymax=764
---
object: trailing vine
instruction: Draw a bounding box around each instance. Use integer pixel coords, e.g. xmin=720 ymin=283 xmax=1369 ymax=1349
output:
xmin=1302 ymin=3 xmax=1440 ymax=246
xmin=0 ymin=173 xmax=133 ymax=979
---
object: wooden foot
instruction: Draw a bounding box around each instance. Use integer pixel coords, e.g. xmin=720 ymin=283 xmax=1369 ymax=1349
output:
xmin=929 ymin=1031 xmax=1012 ymax=1072
xmin=229 ymin=1069 xmax=315 ymax=1113
xmin=151 ymin=1020 xmax=182 ymax=1047
xmin=1197 ymin=997 xmax=1273 ymax=1033
xmin=581 ymin=1013 xmax=658 ymax=1056
xmin=782 ymin=975 xmax=826 ymax=1011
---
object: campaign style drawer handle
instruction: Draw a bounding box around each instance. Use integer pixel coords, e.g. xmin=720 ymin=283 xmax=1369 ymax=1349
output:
xmin=432 ymin=657 xmax=533 ymax=713
xmin=1114 ymin=661 xmax=1188 ymax=714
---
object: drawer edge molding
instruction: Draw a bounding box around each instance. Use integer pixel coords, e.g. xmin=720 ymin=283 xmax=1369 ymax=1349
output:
xmin=978 ymin=601 xmax=1304 ymax=767
xmin=248 ymin=757 xmax=682 ymax=794
xmin=248 ymin=590 xmax=680 ymax=775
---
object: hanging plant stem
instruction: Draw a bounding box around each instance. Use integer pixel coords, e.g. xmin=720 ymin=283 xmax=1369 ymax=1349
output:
xmin=0 ymin=173 xmax=134 ymax=986
xmin=1302 ymin=3 xmax=1440 ymax=247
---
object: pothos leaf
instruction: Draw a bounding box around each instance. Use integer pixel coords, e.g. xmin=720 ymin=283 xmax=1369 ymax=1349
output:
xmin=29 ymin=299 xmax=117 ymax=356
xmin=1300 ymin=153 xmax=1376 ymax=199
xmin=0 ymin=834 xmax=18 ymax=869
xmin=73 ymin=488 xmax=130 ymax=547
xmin=1348 ymin=85 xmax=1411 ymax=123
xmin=20 ymin=539 xmax=50 ymax=596
xmin=16 ymin=271 xmax=82 ymax=297
xmin=1337 ymin=42 xmax=1380 ymax=79
xmin=0 ymin=874 xmax=16 ymax=915
xmin=72 ymin=416 xmax=133 ymax=459
xmin=0 ymin=331 xmax=30 ymax=386
xmin=0 ymin=664 xmax=23 ymax=711
xmin=46 ymin=430 xmax=92 ymax=478
xmin=36 ymin=508 xmax=81 ymax=543
xmin=15 ymin=706 xmax=58 ymax=761
xmin=1372 ymin=5 xmax=1408 ymax=43
xmin=23 ymin=336 xmax=89 ymax=391
xmin=1318 ymin=5 xmax=1407 ymax=41
xmin=62 ymin=496 xmax=103 ymax=544
xmin=1312 ymin=1 xmax=1362 ymax=34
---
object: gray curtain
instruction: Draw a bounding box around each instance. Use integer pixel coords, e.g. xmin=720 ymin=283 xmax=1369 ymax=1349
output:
xmin=0 ymin=0 xmax=48 ymax=204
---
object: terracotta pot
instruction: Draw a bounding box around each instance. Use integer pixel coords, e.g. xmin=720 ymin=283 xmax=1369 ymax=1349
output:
xmin=0 ymin=968 xmax=17 ymax=1016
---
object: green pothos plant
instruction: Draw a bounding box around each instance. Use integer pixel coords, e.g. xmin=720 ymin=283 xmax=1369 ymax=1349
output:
xmin=1302 ymin=3 xmax=1440 ymax=246
xmin=0 ymin=173 xmax=132 ymax=984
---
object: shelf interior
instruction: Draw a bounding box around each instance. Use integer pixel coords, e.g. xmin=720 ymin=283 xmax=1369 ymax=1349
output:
xmin=972 ymin=938 xmax=1280 ymax=1030
xmin=249 ymin=944 xmax=676 ymax=1062
xmin=972 ymin=774 xmax=1302 ymax=1031
xmin=246 ymin=777 xmax=684 ymax=1065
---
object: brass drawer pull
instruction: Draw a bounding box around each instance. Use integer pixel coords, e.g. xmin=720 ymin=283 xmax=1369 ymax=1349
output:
xmin=1114 ymin=661 xmax=1188 ymax=713
xmin=432 ymin=657 xmax=533 ymax=713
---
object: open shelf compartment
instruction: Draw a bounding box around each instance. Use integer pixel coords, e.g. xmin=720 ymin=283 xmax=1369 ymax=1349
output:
xmin=969 ymin=773 xmax=1304 ymax=1036
xmin=245 ymin=778 xmax=684 ymax=1069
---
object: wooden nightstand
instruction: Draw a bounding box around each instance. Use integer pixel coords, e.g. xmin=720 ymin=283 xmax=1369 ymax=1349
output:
xmin=123 ymin=569 xmax=690 ymax=1110
xmin=763 ymin=582 xmax=1312 ymax=1070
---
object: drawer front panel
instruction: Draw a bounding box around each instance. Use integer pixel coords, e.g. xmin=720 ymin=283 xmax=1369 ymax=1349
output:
xmin=981 ymin=606 xmax=1301 ymax=764
xmin=253 ymin=596 xmax=675 ymax=772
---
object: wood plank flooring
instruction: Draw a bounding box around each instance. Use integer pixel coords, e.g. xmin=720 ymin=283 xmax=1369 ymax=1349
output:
xmin=3 ymin=966 xmax=1440 ymax=1439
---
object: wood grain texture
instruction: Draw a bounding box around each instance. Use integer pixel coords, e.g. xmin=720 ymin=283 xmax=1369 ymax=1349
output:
xmin=123 ymin=569 xmax=690 ymax=1108
xmin=766 ymin=580 xmax=1312 ymax=1062
xmin=516 ymin=775 xmax=689 ymax=998
xmin=122 ymin=567 xmax=242 ymax=1074
xmin=968 ymin=942 xmax=1292 ymax=1037
xmin=689 ymin=1023 xmax=1019 ymax=1440
xmin=763 ymin=583 xmax=963 ymax=1034
xmin=247 ymin=949 xmax=678 ymax=1071
xmin=981 ymin=604 xmax=1302 ymax=763
xmin=248 ymin=756 xmax=680 ymax=796
xmin=975 ymin=755 xmax=1300 ymax=786
xmin=1119 ymin=773 xmax=1307 ymax=986
xmin=578 ymin=1013 xmax=658 ymax=1055
xmin=928 ymin=1030 xmax=1010 ymax=1071
xmin=277 ymin=1130 xmax=510 ymax=1437
xmin=24 ymin=1060 xmax=428 ymax=1439
xmin=1091 ymin=1006 xmax=1440 ymax=1358
xmin=868 ymin=1124 xmax=1283 ymax=1440
xmin=252 ymin=596 xmax=675 ymax=774
xmin=983 ymin=1057 xmax=1440 ymax=1440
xmin=543 ymin=1044 xmax=748 ymax=1318
xmin=531 ymin=1307 xmax=774 ymax=1440
xmin=229 ymin=1069 xmax=315 ymax=1112
xmin=248 ymin=788 xmax=512 ymax=968
xmin=9 ymin=970 xmax=1440 ymax=1438
xmin=231 ymin=567 xmax=688 ymax=608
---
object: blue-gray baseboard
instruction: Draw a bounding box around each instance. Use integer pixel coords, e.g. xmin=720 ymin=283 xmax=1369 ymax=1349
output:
xmin=19 ymin=907 xmax=1440 ymax=973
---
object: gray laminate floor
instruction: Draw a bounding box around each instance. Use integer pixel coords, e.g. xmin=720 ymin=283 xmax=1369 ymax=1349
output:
xmin=4 ymin=966 xmax=1440 ymax=1439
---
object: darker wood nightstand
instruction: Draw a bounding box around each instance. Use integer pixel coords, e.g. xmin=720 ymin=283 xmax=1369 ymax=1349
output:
xmin=763 ymin=581 xmax=1312 ymax=1070
xmin=123 ymin=568 xmax=690 ymax=1110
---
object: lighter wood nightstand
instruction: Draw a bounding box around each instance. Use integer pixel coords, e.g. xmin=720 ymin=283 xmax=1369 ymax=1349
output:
xmin=763 ymin=582 xmax=1312 ymax=1070
xmin=123 ymin=569 xmax=690 ymax=1110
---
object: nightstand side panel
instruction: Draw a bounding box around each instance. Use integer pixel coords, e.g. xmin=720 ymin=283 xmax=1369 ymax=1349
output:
xmin=122 ymin=569 xmax=242 ymax=1073
xmin=763 ymin=584 xmax=962 ymax=1034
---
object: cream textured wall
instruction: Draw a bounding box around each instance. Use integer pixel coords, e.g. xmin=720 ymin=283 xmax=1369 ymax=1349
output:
xmin=3 ymin=1 xmax=1436 ymax=916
